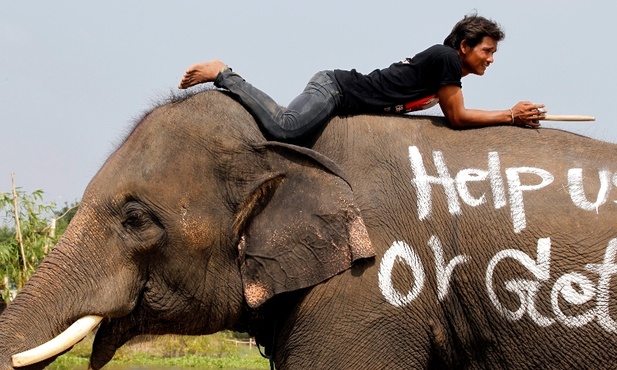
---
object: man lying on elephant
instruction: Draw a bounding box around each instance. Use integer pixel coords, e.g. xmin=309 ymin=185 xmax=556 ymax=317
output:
xmin=178 ymin=13 xmax=547 ymax=142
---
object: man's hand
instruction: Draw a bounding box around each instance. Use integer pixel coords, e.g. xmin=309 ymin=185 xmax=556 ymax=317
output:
xmin=437 ymin=85 xmax=546 ymax=129
xmin=511 ymin=101 xmax=546 ymax=128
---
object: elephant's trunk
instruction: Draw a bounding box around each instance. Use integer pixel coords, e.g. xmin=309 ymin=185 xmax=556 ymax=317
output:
xmin=0 ymin=253 xmax=103 ymax=370
xmin=0 ymin=284 xmax=83 ymax=370
xmin=11 ymin=315 xmax=103 ymax=367
xmin=0 ymin=210 xmax=132 ymax=370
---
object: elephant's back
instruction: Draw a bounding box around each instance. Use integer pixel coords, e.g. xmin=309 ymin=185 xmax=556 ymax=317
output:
xmin=317 ymin=112 xmax=616 ymax=181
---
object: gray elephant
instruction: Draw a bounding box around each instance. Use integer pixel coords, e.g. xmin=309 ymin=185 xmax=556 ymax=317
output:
xmin=1 ymin=90 xmax=617 ymax=369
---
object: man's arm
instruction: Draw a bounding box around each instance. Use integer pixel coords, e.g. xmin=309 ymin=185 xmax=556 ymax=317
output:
xmin=438 ymin=85 xmax=545 ymax=128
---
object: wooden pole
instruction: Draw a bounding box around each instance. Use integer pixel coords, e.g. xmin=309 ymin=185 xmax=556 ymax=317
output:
xmin=11 ymin=173 xmax=27 ymax=274
xmin=542 ymin=115 xmax=596 ymax=121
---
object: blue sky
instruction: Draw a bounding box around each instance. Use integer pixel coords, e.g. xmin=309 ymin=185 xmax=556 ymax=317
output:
xmin=1 ymin=1 xmax=614 ymax=204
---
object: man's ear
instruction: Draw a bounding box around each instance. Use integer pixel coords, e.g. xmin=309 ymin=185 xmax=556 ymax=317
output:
xmin=460 ymin=39 xmax=469 ymax=54
xmin=234 ymin=142 xmax=375 ymax=308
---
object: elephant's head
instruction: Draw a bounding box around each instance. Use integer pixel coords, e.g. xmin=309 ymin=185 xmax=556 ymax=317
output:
xmin=0 ymin=91 xmax=374 ymax=369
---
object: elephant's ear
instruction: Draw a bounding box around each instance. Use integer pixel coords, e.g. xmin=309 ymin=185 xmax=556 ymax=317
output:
xmin=234 ymin=142 xmax=375 ymax=308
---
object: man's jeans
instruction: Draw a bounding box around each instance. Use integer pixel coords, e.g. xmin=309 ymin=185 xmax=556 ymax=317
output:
xmin=215 ymin=70 xmax=342 ymax=141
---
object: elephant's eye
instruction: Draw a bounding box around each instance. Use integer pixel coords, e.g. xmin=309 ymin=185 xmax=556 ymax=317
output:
xmin=124 ymin=210 xmax=145 ymax=228
xmin=122 ymin=203 xmax=150 ymax=229
xmin=120 ymin=201 xmax=166 ymax=251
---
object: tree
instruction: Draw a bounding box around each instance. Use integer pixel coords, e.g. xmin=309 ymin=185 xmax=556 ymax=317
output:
xmin=0 ymin=175 xmax=79 ymax=303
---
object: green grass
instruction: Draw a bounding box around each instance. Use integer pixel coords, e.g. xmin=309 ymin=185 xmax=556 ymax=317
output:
xmin=48 ymin=332 xmax=270 ymax=369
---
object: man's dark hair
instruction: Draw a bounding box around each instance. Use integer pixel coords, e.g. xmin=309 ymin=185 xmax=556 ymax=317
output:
xmin=443 ymin=14 xmax=505 ymax=50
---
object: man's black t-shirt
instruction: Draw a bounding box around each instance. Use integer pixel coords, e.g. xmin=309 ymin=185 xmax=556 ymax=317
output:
xmin=333 ymin=44 xmax=462 ymax=114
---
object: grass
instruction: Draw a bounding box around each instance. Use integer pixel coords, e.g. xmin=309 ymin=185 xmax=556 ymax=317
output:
xmin=48 ymin=331 xmax=270 ymax=369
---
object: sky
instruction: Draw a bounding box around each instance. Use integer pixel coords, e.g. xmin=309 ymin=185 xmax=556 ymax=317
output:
xmin=1 ymin=1 xmax=615 ymax=205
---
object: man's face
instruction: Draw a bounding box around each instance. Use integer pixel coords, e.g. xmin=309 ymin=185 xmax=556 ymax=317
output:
xmin=459 ymin=36 xmax=498 ymax=76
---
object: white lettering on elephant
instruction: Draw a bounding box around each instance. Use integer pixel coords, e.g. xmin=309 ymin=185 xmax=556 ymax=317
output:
xmin=409 ymin=146 xmax=461 ymax=219
xmin=488 ymin=151 xmax=508 ymax=209
xmin=378 ymin=238 xmax=470 ymax=307
xmin=379 ymin=236 xmax=617 ymax=334
xmin=568 ymin=168 xmax=612 ymax=212
xmin=453 ymin=152 xmax=508 ymax=209
xmin=505 ymin=167 xmax=553 ymax=233
xmin=486 ymin=237 xmax=555 ymax=326
xmin=429 ymin=235 xmax=470 ymax=300
xmin=378 ymin=241 xmax=425 ymax=307
xmin=488 ymin=237 xmax=617 ymax=333
xmin=388 ymin=146 xmax=617 ymax=333
xmin=567 ymin=238 xmax=617 ymax=332
xmin=409 ymin=146 xmax=615 ymax=233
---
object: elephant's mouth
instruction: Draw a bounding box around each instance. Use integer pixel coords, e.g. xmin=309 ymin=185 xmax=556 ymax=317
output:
xmin=11 ymin=315 xmax=103 ymax=367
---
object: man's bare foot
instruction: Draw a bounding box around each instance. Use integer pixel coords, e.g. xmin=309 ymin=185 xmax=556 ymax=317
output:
xmin=178 ymin=60 xmax=229 ymax=89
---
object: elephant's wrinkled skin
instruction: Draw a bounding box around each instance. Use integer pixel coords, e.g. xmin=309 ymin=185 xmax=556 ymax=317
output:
xmin=1 ymin=90 xmax=617 ymax=369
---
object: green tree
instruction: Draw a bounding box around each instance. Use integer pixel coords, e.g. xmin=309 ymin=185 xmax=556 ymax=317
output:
xmin=0 ymin=183 xmax=79 ymax=303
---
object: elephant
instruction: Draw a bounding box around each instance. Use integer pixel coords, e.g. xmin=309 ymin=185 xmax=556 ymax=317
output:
xmin=1 ymin=89 xmax=617 ymax=369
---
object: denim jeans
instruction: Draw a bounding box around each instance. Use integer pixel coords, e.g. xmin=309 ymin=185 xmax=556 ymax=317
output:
xmin=215 ymin=70 xmax=342 ymax=141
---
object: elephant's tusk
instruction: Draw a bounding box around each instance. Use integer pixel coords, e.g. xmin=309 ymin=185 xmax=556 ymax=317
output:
xmin=11 ymin=315 xmax=103 ymax=367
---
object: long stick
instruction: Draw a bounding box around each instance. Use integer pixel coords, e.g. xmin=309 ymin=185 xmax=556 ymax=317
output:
xmin=542 ymin=115 xmax=595 ymax=121
xmin=11 ymin=173 xmax=26 ymax=274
